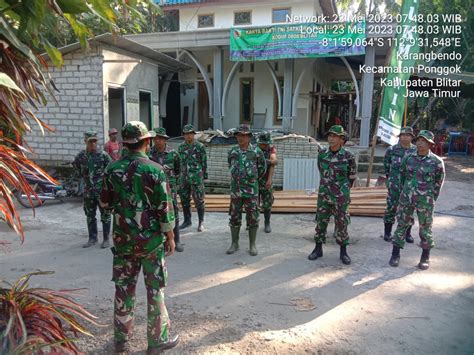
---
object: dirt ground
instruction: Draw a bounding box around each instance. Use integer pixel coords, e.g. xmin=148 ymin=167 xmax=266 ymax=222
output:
xmin=1 ymin=156 xmax=474 ymax=354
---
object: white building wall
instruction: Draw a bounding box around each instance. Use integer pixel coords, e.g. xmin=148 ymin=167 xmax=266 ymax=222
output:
xmin=179 ymin=0 xmax=320 ymax=31
xmin=28 ymin=46 xmax=162 ymax=165
xmin=102 ymin=47 xmax=159 ymax=131
xmin=27 ymin=48 xmax=104 ymax=165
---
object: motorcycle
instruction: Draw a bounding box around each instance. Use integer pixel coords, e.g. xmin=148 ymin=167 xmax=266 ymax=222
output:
xmin=15 ymin=167 xmax=82 ymax=208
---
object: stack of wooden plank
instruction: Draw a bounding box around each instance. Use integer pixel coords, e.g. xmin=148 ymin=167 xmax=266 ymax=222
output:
xmin=188 ymin=187 xmax=387 ymax=217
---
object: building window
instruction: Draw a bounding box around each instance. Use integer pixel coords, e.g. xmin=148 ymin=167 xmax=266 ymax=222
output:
xmin=272 ymin=7 xmax=291 ymax=23
xmin=234 ymin=11 xmax=251 ymax=25
xmin=198 ymin=14 xmax=214 ymax=28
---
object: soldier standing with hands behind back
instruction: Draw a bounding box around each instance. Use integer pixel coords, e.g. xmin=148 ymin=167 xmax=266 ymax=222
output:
xmin=149 ymin=127 xmax=183 ymax=252
xmin=227 ymin=125 xmax=266 ymax=256
xmin=178 ymin=124 xmax=208 ymax=232
xmin=382 ymin=127 xmax=417 ymax=242
xmin=100 ymin=121 xmax=179 ymax=354
xmin=308 ymin=125 xmax=356 ymax=265
xmin=389 ymin=130 xmax=445 ymax=270
xmin=74 ymin=131 xmax=112 ymax=249
xmin=257 ymin=132 xmax=278 ymax=233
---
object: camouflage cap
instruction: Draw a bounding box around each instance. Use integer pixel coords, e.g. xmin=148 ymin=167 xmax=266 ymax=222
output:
xmin=416 ymin=130 xmax=435 ymax=144
xmin=235 ymin=124 xmax=252 ymax=136
xmin=152 ymin=127 xmax=170 ymax=139
xmin=257 ymin=131 xmax=273 ymax=144
xmin=182 ymin=124 xmax=196 ymax=134
xmin=398 ymin=126 xmax=414 ymax=137
xmin=121 ymin=121 xmax=155 ymax=144
xmin=84 ymin=130 xmax=98 ymax=141
xmin=108 ymin=128 xmax=118 ymax=135
xmin=326 ymin=125 xmax=346 ymax=137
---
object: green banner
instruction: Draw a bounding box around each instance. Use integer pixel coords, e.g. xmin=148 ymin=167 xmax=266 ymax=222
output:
xmin=377 ymin=0 xmax=420 ymax=145
xmin=230 ymin=22 xmax=366 ymax=61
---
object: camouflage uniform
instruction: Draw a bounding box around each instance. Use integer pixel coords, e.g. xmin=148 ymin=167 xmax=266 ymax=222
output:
xmin=389 ymin=130 xmax=445 ymax=271
xmin=309 ymin=125 xmax=355 ymax=265
xmin=100 ymin=122 xmax=176 ymax=349
xmin=227 ymin=125 xmax=266 ymax=256
xmin=384 ymin=144 xmax=416 ymax=223
xmin=314 ymin=148 xmax=356 ymax=246
xmin=228 ymin=144 xmax=267 ymax=227
xmin=258 ymin=132 xmax=277 ymax=233
xmin=178 ymin=124 xmax=207 ymax=231
xmin=73 ymin=131 xmax=112 ymax=247
xmin=258 ymin=141 xmax=277 ymax=211
xmin=149 ymin=127 xmax=183 ymax=252
xmin=149 ymin=137 xmax=180 ymax=213
xmin=383 ymin=129 xmax=416 ymax=224
xmin=392 ymin=145 xmax=445 ymax=250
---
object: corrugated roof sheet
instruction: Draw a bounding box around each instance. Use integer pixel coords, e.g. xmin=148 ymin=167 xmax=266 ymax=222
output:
xmin=156 ymin=0 xmax=203 ymax=5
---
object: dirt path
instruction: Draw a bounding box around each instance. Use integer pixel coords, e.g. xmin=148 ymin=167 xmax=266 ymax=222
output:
xmin=1 ymin=176 xmax=474 ymax=353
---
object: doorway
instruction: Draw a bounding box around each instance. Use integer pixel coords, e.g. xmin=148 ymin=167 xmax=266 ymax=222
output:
xmin=198 ymin=81 xmax=211 ymax=131
xmin=164 ymin=73 xmax=182 ymax=137
xmin=139 ymin=91 xmax=152 ymax=129
xmin=240 ymin=77 xmax=254 ymax=124
xmin=108 ymin=87 xmax=125 ymax=133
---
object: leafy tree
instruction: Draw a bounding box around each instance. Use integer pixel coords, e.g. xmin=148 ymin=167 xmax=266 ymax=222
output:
xmin=0 ymin=0 xmax=157 ymax=352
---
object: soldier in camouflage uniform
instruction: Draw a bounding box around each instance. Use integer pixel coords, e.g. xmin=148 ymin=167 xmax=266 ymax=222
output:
xmin=100 ymin=121 xmax=179 ymax=354
xmin=382 ymin=127 xmax=417 ymax=242
xmin=178 ymin=124 xmax=208 ymax=232
xmin=227 ymin=125 xmax=266 ymax=256
xmin=73 ymin=131 xmax=112 ymax=249
xmin=257 ymin=132 xmax=278 ymax=233
xmin=149 ymin=127 xmax=183 ymax=252
xmin=389 ymin=130 xmax=445 ymax=270
xmin=308 ymin=125 xmax=356 ymax=265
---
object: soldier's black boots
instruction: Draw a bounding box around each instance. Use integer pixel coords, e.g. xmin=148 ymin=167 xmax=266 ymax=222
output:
xmin=115 ymin=340 xmax=131 ymax=353
xmin=197 ymin=206 xmax=205 ymax=232
xmin=227 ymin=226 xmax=240 ymax=254
xmin=101 ymin=221 xmax=111 ymax=249
xmin=174 ymin=222 xmax=184 ymax=252
xmin=179 ymin=206 xmax=192 ymax=229
xmin=340 ymin=245 xmax=351 ymax=265
xmin=83 ymin=220 xmax=98 ymax=248
xmin=263 ymin=210 xmax=272 ymax=233
xmin=405 ymin=226 xmax=414 ymax=244
xmin=418 ymin=249 xmax=430 ymax=270
xmin=147 ymin=334 xmax=179 ymax=354
xmin=308 ymin=243 xmax=323 ymax=260
xmin=248 ymin=226 xmax=258 ymax=256
xmin=383 ymin=223 xmax=393 ymax=242
xmin=389 ymin=245 xmax=401 ymax=267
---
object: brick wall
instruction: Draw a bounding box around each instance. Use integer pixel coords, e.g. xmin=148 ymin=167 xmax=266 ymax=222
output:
xmin=169 ymin=136 xmax=321 ymax=189
xmin=27 ymin=49 xmax=104 ymax=165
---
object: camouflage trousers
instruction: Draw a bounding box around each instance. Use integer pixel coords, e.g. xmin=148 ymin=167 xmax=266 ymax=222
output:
xmin=229 ymin=196 xmax=259 ymax=228
xmin=314 ymin=199 xmax=350 ymax=246
xmin=259 ymin=187 xmax=274 ymax=212
xmin=179 ymin=182 xmax=205 ymax=210
xmin=84 ymin=195 xmax=111 ymax=225
xmin=171 ymin=191 xmax=179 ymax=225
xmin=112 ymin=247 xmax=170 ymax=347
xmin=383 ymin=180 xmax=401 ymax=224
xmin=392 ymin=201 xmax=434 ymax=249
